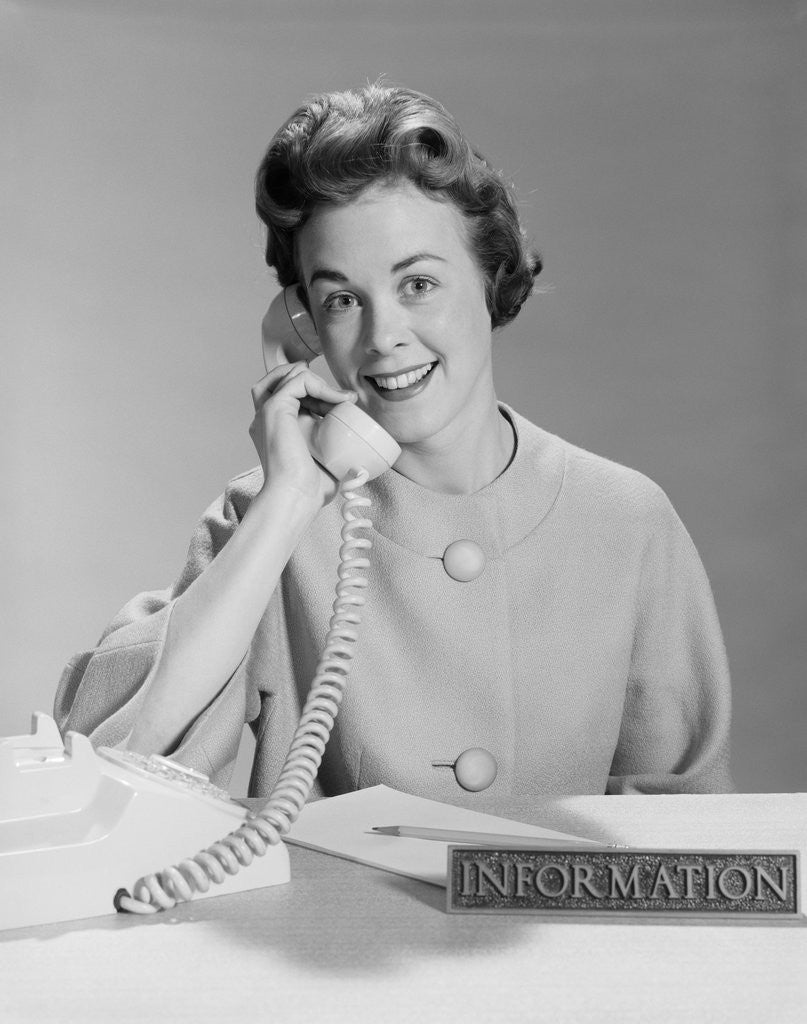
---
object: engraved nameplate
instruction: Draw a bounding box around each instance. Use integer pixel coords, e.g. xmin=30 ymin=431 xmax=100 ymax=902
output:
xmin=447 ymin=848 xmax=801 ymax=919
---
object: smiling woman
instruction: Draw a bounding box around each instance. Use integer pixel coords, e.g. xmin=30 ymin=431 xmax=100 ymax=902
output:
xmin=54 ymin=83 xmax=733 ymax=809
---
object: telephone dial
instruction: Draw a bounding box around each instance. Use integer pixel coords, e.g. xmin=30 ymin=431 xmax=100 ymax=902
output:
xmin=0 ymin=287 xmax=400 ymax=931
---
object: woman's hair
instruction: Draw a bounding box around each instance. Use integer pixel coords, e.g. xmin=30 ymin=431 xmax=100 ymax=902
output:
xmin=255 ymin=82 xmax=541 ymax=329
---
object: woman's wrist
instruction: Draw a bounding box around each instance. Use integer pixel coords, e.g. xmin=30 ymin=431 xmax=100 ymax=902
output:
xmin=248 ymin=478 xmax=322 ymax=534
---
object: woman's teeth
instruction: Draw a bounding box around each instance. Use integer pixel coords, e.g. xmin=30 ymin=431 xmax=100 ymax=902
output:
xmin=371 ymin=363 xmax=435 ymax=391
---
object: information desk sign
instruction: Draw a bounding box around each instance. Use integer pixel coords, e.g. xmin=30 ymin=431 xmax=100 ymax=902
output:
xmin=447 ymin=848 xmax=802 ymax=921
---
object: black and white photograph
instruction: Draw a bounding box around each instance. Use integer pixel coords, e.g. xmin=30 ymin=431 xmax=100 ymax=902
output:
xmin=2 ymin=2 xmax=805 ymax=1021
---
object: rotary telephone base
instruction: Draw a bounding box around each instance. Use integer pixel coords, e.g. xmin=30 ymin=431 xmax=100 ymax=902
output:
xmin=0 ymin=713 xmax=290 ymax=931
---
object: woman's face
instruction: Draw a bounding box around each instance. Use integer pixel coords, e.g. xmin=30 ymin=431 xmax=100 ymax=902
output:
xmin=295 ymin=181 xmax=495 ymax=448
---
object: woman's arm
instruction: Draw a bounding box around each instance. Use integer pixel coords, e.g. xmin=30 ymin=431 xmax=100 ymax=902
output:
xmin=126 ymin=362 xmax=355 ymax=755
xmin=607 ymin=497 xmax=734 ymax=794
xmin=125 ymin=481 xmax=315 ymax=755
xmin=56 ymin=363 xmax=355 ymax=763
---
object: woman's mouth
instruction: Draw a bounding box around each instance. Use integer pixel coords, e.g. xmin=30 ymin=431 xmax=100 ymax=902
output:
xmin=365 ymin=361 xmax=437 ymax=401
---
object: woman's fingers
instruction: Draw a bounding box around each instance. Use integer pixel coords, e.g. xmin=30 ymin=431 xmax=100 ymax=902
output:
xmin=250 ymin=363 xmax=355 ymax=413
xmin=250 ymin=362 xmax=305 ymax=411
xmin=248 ymin=363 xmax=357 ymax=506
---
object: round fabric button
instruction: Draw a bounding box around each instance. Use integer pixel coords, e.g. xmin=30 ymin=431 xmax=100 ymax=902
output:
xmin=454 ymin=747 xmax=498 ymax=792
xmin=443 ymin=540 xmax=486 ymax=582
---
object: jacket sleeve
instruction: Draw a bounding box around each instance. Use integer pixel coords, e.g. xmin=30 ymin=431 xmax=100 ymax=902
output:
xmin=607 ymin=496 xmax=734 ymax=795
xmin=53 ymin=471 xmax=262 ymax=788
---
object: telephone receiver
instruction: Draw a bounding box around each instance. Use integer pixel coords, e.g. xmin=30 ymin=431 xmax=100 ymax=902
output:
xmin=262 ymin=285 xmax=401 ymax=482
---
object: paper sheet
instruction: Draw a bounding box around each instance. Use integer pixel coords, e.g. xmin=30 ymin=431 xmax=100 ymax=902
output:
xmin=286 ymin=785 xmax=599 ymax=887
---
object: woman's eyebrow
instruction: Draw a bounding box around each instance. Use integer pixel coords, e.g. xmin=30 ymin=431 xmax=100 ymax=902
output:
xmin=391 ymin=252 xmax=446 ymax=273
xmin=308 ymin=267 xmax=348 ymax=287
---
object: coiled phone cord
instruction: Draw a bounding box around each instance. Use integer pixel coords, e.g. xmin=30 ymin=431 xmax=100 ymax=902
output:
xmin=116 ymin=468 xmax=372 ymax=914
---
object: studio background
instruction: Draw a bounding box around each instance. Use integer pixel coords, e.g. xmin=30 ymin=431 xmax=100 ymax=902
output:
xmin=2 ymin=0 xmax=804 ymax=794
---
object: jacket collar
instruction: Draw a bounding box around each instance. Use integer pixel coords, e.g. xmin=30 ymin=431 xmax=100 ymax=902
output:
xmin=364 ymin=404 xmax=566 ymax=559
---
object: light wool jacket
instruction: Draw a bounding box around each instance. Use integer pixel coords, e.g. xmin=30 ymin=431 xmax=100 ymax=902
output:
xmin=55 ymin=407 xmax=733 ymax=802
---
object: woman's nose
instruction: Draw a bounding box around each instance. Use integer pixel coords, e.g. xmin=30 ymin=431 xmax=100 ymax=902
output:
xmin=361 ymin=302 xmax=409 ymax=355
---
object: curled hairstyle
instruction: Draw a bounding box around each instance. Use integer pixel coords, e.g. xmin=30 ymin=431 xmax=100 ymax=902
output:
xmin=255 ymin=83 xmax=541 ymax=329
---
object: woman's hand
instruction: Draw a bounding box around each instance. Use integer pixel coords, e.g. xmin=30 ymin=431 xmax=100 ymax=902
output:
xmin=249 ymin=362 xmax=357 ymax=510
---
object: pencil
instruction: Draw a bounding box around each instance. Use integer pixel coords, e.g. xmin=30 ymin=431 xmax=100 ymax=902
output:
xmin=370 ymin=825 xmax=615 ymax=849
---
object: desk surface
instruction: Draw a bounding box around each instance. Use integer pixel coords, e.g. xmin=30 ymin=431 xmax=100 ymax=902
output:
xmin=4 ymin=793 xmax=806 ymax=1024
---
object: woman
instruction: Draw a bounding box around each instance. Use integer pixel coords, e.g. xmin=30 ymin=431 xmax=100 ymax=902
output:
xmin=55 ymin=83 xmax=733 ymax=801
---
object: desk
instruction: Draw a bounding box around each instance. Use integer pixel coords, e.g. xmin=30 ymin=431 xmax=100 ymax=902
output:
xmin=3 ymin=793 xmax=805 ymax=1023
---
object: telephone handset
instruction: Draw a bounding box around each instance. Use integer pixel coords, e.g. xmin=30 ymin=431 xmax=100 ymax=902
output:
xmin=0 ymin=291 xmax=400 ymax=930
xmin=262 ymin=282 xmax=322 ymax=367
xmin=262 ymin=284 xmax=401 ymax=482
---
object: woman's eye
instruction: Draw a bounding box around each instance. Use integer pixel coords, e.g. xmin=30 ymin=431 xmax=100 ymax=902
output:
xmin=402 ymin=276 xmax=436 ymax=299
xmin=323 ymin=292 xmax=358 ymax=312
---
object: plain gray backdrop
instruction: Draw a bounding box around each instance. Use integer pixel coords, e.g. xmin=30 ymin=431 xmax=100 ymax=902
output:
xmin=2 ymin=0 xmax=804 ymax=792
